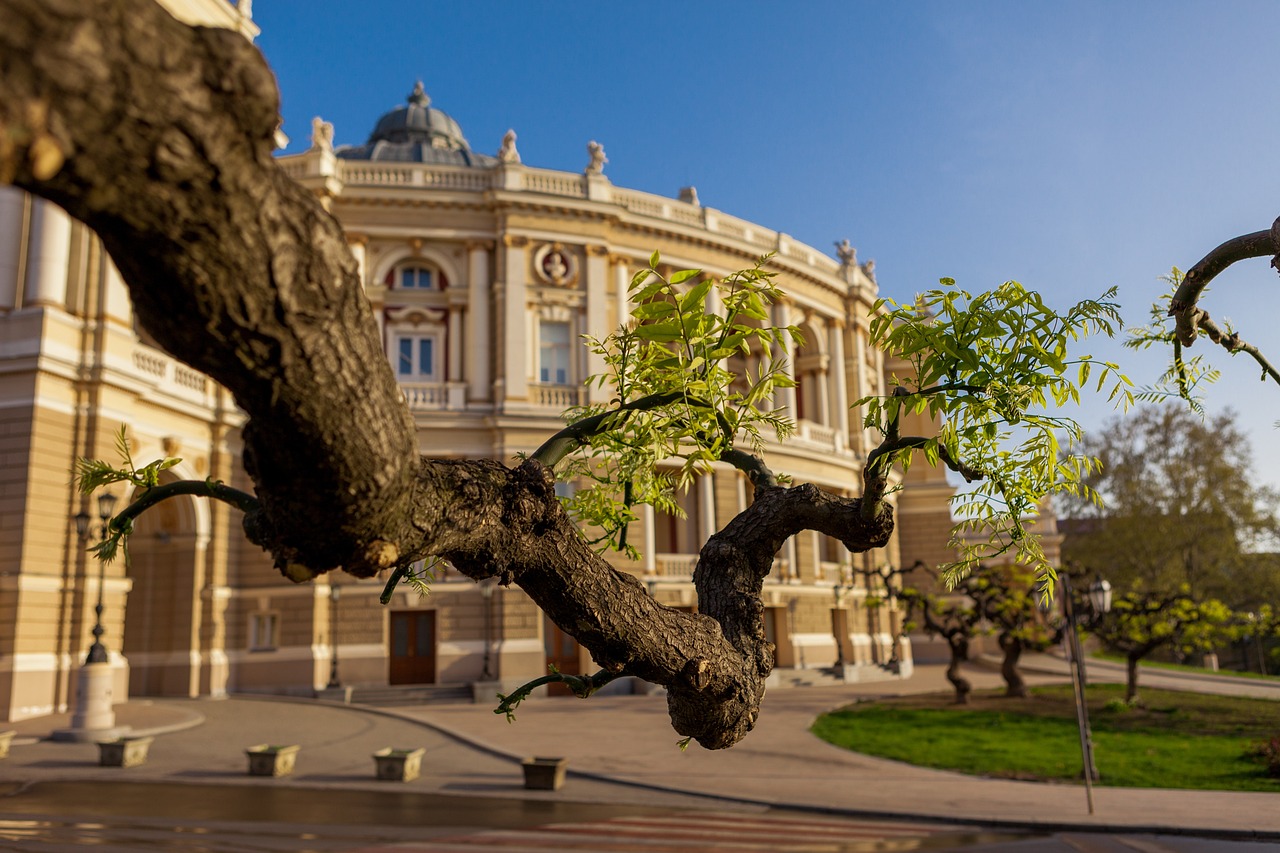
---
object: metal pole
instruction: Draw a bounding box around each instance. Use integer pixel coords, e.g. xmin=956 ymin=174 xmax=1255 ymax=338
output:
xmin=1062 ymin=574 xmax=1098 ymax=814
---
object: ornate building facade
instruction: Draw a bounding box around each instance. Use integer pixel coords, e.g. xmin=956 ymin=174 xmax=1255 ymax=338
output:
xmin=0 ymin=0 xmax=958 ymax=721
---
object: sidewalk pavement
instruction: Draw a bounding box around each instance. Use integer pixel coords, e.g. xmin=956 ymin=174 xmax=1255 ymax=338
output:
xmin=2 ymin=662 xmax=1277 ymax=840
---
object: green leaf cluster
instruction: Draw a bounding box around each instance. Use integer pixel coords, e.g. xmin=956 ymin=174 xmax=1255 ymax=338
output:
xmin=1093 ymin=588 xmax=1233 ymax=656
xmin=859 ymin=280 xmax=1133 ymax=584
xmin=553 ymin=253 xmax=800 ymax=556
xmin=73 ymin=426 xmax=181 ymax=565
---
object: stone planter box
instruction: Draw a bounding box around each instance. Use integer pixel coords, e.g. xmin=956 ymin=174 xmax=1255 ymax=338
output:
xmin=521 ymin=756 xmax=567 ymax=791
xmin=0 ymin=731 xmax=14 ymax=759
xmin=98 ymin=736 xmax=154 ymax=768
xmin=372 ymin=747 xmax=424 ymax=782
xmin=245 ymin=744 xmax=300 ymax=777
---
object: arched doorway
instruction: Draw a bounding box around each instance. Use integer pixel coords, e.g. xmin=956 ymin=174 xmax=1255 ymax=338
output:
xmin=122 ymin=471 xmax=211 ymax=697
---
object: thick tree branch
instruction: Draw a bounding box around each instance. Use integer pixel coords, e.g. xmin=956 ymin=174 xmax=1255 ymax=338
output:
xmin=2 ymin=0 xmax=419 ymax=580
xmin=0 ymin=0 xmax=904 ymax=749
xmin=1169 ymin=216 xmax=1280 ymax=346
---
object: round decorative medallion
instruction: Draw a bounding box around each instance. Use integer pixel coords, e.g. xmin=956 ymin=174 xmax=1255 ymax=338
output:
xmin=533 ymin=242 xmax=578 ymax=287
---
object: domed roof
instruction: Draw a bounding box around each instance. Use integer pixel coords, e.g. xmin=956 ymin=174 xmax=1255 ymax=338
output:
xmin=336 ymin=82 xmax=495 ymax=167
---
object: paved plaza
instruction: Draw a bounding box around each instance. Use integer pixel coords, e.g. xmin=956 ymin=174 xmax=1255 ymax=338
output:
xmin=0 ymin=659 xmax=1278 ymax=850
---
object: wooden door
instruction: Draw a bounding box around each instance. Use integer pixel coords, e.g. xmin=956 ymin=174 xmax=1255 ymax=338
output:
xmin=389 ymin=611 xmax=436 ymax=685
xmin=543 ymin=614 xmax=581 ymax=696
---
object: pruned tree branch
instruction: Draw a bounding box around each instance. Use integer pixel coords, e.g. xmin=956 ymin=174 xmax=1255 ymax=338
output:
xmin=1169 ymin=217 xmax=1280 ymax=344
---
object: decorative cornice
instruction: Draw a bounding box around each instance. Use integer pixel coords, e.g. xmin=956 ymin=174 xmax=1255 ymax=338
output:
xmin=385 ymin=305 xmax=448 ymax=326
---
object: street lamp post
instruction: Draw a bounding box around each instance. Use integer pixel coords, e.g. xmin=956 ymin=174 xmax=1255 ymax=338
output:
xmin=326 ymin=584 xmax=342 ymax=689
xmin=1061 ymin=572 xmax=1112 ymax=815
xmin=53 ymin=491 xmax=126 ymax=742
xmin=75 ymin=492 xmax=119 ymax=665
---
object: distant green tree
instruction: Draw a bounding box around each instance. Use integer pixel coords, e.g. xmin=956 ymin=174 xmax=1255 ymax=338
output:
xmin=1090 ymin=589 xmax=1234 ymax=703
xmin=899 ymin=578 xmax=991 ymax=704
xmin=968 ymin=566 xmax=1062 ymax=698
xmin=1060 ymin=404 xmax=1280 ymax=607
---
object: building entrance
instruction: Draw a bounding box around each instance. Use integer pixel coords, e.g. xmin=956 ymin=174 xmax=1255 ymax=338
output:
xmin=389 ymin=611 xmax=436 ymax=685
xmin=543 ymin=614 xmax=581 ymax=696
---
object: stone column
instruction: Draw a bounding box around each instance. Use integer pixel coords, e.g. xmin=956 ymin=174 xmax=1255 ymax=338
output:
xmin=641 ymin=503 xmax=656 ymax=575
xmin=785 ymin=535 xmax=799 ymax=581
xmin=829 ymin=319 xmax=850 ymax=448
xmin=585 ymin=246 xmax=609 ymax=402
xmin=101 ymin=256 xmax=132 ymax=326
xmin=612 ymin=254 xmax=631 ymax=326
xmin=466 ymin=241 xmax=492 ymax=403
xmin=773 ymin=300 xmax=797 ymax=417
xmin=810 ymin=316 xmax=832 ymax=427
xmin=447 ymin=308 xmax=463 ymax=383
xmin=500 ymin=235 xmax=529 ymax=402
xmin=853 ymin=323 xmax=872 ymax=456
xmin=706 ymin=273 xmax=723 ymax=318
xmin=24 ymin=199 xmax=72 ymax=308
xmin=698 ymin=472 xmax=717 ymax=543
xmin=0 ymin=188 xmax=26 ymax=311
xmin=347 ymin=235 xmax=368 ymax=290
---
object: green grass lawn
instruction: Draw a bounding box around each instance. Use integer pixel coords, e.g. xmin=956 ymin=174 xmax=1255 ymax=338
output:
xmin=811 ymin=684 xmax=1280 ymax=792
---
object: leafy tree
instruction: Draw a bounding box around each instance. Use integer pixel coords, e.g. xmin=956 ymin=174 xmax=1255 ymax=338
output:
xmin=4 ymin=0 xmax=1128 ymax=748
xmin=967 ymin=566 xmax=1062 ymax=699
xmin=1090 ymin=590 xmax=1233 ymax=703
xmin=1060 ymin=405 xmax=1280 ymax=606
xmin=898 ymin=580 xmax=990 ymax=704
xmin=863 ymin=281 xmax=1130 ymax=579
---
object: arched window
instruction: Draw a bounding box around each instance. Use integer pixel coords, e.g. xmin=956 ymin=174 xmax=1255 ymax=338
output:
xmin=387 ymin=263 xmax=446 ymax=291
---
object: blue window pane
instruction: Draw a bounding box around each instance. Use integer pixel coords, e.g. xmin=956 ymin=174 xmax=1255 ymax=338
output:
xmin=400 ymin=267 xmax=433 ymax=289
xmin=398 ymin=339 xmax=413 ymax=375
xmin=419 ymin=339 xmax=433 ymax=376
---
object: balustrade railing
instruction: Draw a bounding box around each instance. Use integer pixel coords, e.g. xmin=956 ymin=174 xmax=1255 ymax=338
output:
xmin=529 ymin=383 xmax=585 ymax=409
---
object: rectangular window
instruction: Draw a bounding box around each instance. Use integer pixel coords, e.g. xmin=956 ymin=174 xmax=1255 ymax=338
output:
xmin=539 ymin=321 xmax=571 ymax=384
xmin=400 ymin=267 xmax=434 ymax=289
xmin=395 ymin=334 xmax=438 ymax=380
xmin=249 ymin=612 xmax=278 ymax=651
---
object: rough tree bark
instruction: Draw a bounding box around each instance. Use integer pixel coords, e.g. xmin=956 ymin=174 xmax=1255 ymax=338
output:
xmin=997 ymin=633 xmax=1027 ymax=699
xmin=945 ymin=636 xmax=972 ymax=705
xmin=0 ymin=0 xmax=900 ymax=749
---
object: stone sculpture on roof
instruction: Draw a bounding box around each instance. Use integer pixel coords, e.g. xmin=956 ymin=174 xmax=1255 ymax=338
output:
xmin=499 ymin=129 xmax=521 ymax=164
xmin=585 ymin=140 xmax=607 ymax=175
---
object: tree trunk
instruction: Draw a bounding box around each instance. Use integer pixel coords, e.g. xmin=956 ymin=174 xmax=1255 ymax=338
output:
xmin=1126 ymin=652 xmax=1141 ymax=704
xmin=0 ymin=0 xmax=903 ymax=750
xmin=999 ymin=633 xmax=1028 ymax=698
xmin=946 ymin=637 xmax=972 ymax=704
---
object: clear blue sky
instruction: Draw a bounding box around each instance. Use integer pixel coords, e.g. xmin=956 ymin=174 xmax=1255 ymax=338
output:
xmin=254 ymin=1 xmax=1280 ymax=487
